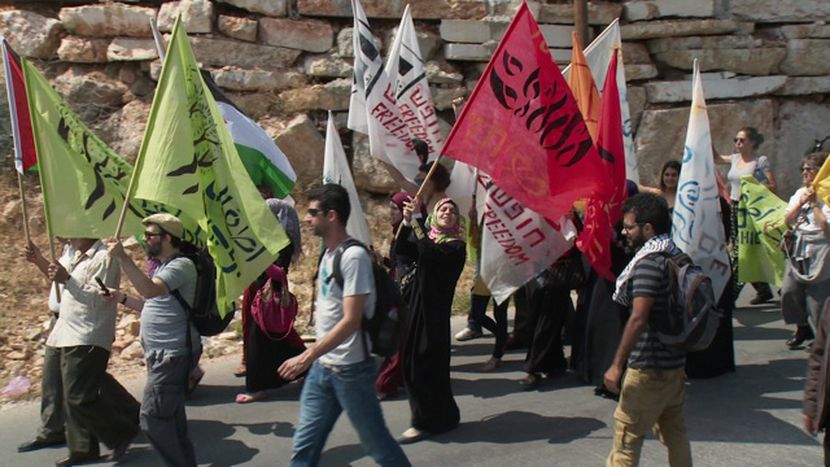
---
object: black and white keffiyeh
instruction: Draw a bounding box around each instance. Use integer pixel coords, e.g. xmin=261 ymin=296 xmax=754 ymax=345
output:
xmin=613 ymin=234 xmax=680 ymax=307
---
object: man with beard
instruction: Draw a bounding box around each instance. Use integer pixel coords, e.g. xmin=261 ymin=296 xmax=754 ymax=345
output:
xmin=603 ymin=193 xmax=692 ymax=467
xmin=106 ymin=214 xmax=198 ymax=467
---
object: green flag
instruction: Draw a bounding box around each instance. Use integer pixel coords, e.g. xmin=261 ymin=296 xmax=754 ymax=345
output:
xmin=128 ymin=18 xmax=288 ymax=315
xmin=22 ymin=57 xmax=203 ymax=243
xmin=737 ymin=175 xmax=787 ymax=286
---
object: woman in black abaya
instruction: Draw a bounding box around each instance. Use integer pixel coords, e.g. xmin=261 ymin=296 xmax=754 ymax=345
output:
xmin=397 ymin=197 xmax=466 ymax=443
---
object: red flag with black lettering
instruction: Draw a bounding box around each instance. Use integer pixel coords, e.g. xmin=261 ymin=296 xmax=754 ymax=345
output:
xmin=441 ymin=3 xmax=605 ymax=226
xmin=577 ymin=50 xmax=626 ymax=280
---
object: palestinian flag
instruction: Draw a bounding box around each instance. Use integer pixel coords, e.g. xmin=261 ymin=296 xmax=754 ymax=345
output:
xmin=2 ymin=37 xmax=37 ymax=173
xmin=201 ymin=71 xmax=296 ymax=199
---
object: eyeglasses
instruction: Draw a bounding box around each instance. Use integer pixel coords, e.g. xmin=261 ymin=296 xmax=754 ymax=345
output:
xmin=802 ymin=166 xmax=819 ymax=172
xmin=143 ymin=231 xmax=164 ymax=238
xmin=622 ymin=223 xmax=642 ymax=231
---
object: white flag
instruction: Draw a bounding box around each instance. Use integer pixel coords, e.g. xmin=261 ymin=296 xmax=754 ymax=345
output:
xmin=324 ymin=111 xmax=373 ymax=246
xmin=478 ymin=173 xmax=577 ymax=304
xmin=447 ymin=160 xmax=484 ymax=224
xmin=347 ymin=0 xmax=421 ymax=182
xmin=385 ymin=5 xmax=443 ymax=157
xmin=671 ymin=60 xmax=731 ymax=300
xmin=562 ymin=19 xmax=639 ymax=183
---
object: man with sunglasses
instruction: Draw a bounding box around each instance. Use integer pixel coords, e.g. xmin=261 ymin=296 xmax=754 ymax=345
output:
xmin=604 ymin=194 xmax=692 ymax=467
xmin=107 ymin=214 xmax=198 ymax=467
xmin=279 ymin=184 xmax=410 ymax=467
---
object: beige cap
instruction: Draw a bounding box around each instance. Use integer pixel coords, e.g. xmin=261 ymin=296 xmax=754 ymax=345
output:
xmin=142 ymin=213 xmax=184 ymax=239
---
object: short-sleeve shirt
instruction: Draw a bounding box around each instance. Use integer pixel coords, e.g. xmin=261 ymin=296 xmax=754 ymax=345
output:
xmin=47 ymin=241 xmax=120 ymax=351
xmin=315 ymin=239 xmax=376 ymax=366
xmin=140 ymin=256 xmax=197 ymax=353
xmin=788 ymin=187 xmax=830 ymax=235
xmin=727 ymin=154 xmax=770 ymax=201
xmin=627 ymin=254 xmax=686 ymax=369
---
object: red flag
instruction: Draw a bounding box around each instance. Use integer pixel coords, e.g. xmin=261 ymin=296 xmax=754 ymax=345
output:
xmin=2 ymin=38 xmax=37 ymax=173
xmin=577 ymin=49 xmax=626 ymax=280
xmin=440 ymin=4 xmax=604 ymax=226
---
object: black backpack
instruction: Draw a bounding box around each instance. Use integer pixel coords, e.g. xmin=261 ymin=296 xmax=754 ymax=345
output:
xmin=170 ymin=248 xmax=235 ymax=337
xmin=651 ymin=252 xmax=722 ymax=351
xmin=329 ymin=238 xmax=407 ymax=358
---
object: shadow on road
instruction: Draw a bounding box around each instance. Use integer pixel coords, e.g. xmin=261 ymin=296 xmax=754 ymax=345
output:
xmin=318 ymin=412 xmax=605 ymax=466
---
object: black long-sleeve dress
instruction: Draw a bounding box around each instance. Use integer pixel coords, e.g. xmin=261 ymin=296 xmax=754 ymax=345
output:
xmin=396 ymin=225 xmax=466 ymax=433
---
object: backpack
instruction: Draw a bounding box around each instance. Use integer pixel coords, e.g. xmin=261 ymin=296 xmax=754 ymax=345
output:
xmin=651 ymin=252 xmax=722 ymax=352
xmin=328 ymin=238 xmax=407 ymax=358
xmin=250 ymin=265 xmax=298 ymax=340
xmin=170 ymin=248 xmax=235 ymax=337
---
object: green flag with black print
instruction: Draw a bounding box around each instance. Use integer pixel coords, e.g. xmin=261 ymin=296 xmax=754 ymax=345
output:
xmin=737 ymin=175 xmax=787 ymax=286
xmin=127 ymin=18 xmax=289 ymax=316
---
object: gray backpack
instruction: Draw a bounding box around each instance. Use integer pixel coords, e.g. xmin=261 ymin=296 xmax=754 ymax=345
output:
xmin=652 ymin=252 xmax=722 ymax=351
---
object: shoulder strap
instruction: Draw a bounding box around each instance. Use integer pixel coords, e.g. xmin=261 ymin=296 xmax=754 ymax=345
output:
xmin=332 ymin=238 xmax=366 ymax=290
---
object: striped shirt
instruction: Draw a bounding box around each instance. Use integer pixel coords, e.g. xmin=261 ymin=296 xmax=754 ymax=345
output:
xmin=627 ymin=254 xmax=686 ymax=369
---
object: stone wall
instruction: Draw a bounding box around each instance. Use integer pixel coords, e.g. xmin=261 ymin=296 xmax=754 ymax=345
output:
xmin=2 ymin=0 xmax=829 ymax=198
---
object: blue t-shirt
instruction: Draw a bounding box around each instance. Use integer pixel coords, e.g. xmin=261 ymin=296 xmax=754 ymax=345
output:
xmin=140 ymin=256 xmax=197 ymax=353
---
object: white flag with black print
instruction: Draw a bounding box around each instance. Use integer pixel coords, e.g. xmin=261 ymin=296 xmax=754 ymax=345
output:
xmin=385 ymin=4 xmax=443 ymax=158
xmin=347 ymin=0 xmax=421 ymax=182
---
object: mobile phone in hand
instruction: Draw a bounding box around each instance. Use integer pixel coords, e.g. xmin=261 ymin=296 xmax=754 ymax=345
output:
xmin=95 ymin=277 xmax=111 ymax=296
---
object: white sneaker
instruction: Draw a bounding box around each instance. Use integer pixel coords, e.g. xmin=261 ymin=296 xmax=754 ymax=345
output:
xmin=455 ymin=328 xmax=483 ymax=341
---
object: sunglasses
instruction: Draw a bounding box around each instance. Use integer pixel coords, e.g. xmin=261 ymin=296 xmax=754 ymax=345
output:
xmin=143 ymin=231 xmax=164 ymax=238
xmin=306 ymin=208 xmax=328 ymax=217
xmin=734 ymin=137 xmax=747 ymax=143
xmin=802 ymin=166 xmax=819 ymax=172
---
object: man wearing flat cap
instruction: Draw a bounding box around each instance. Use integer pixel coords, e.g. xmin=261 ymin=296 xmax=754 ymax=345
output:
xmin=107 ymin=213 xmax=198 ymax=467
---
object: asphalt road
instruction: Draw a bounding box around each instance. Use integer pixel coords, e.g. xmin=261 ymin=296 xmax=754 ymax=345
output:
xmin=1 ymin=290 xmax=823 ymax=466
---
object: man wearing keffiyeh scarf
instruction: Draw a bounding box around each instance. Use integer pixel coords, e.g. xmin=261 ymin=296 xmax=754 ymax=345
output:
xmin=604 ymin=193 xmax=692 ymax=467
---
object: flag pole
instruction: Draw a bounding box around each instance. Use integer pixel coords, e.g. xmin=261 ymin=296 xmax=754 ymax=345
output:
xmin=16 ymin=170 xmax=31 ymax=244
xmin=112 ymin=19 xmax=169 ymax=240
xmin=393 ymin=96 xmax=466 ymax=240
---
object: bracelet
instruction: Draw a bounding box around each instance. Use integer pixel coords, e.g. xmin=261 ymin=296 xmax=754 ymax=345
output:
xmin=120 ymin=294 xmax=128 ymax=305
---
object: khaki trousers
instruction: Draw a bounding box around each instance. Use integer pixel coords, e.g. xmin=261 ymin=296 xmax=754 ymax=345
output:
xmin=607 ymin=367 xmax=692 ymax=467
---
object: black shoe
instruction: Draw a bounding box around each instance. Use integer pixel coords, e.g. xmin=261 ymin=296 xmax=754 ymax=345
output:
xmin=17 ymin=437 xmax=65 ymax=453
xmin=787 ymin=326 xmax=815 ymax=349
xmin=519 ymin=373 xmax=542 ymax=391
xmin=55 ymin=453 xmax=101 ymax=466
xmin=750 ymin=291 xmax=774 ymax=305
xmin=108 ymin=432 xmax=136 ymax=462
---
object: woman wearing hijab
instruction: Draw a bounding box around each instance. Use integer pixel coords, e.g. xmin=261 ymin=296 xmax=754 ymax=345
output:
xmin=397 ymin=197 xmax=466 ymax=443
xmin=235 ymin=200 xmax=307 ymax=403
xmin=375 ymin=192 xmax=415 ymax=400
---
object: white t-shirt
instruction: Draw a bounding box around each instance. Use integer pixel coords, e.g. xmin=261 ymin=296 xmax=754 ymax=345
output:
xmin=788 ymin=187 xmax=830 ymax=235
xmin=315 ymin=240 xmax=376 ymax=366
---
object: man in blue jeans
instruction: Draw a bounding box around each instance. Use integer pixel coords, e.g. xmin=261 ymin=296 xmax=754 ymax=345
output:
xmin=279 ymin=184 xmax=410 ymax=467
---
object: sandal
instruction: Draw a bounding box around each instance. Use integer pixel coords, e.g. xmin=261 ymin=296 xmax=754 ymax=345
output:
xmin=234 ymin=365 xmax=246 ymax=378
xmin=235 ymin=391 xmax=266 ymax=404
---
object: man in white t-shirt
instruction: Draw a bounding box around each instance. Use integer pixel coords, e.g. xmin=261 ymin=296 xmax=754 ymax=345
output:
xmin=279 ymin=184 xmax=410 ymax=467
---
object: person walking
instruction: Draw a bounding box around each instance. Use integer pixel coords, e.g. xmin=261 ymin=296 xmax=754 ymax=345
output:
xmin=42 ymin=237 xmax=139 ymax=466
xmin=279 ymin=184 xmax=410 ymax=467
xmin=107 ymin=214 xmax=199 ymax=467
xmin=604 ymin=193 xmax=692 ymax=467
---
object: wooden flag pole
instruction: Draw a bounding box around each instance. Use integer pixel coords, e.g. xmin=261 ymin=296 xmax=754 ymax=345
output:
xmin=394 ymin=96 xmax=467 ymax=240
xmin=16 ymin=170 xmax=31 ymax=245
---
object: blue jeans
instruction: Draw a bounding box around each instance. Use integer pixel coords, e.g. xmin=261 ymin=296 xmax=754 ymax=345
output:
xmin=291 ymin=360 xmax=410 ymax=467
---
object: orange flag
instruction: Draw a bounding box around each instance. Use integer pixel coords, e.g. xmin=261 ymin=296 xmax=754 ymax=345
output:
xmin=567 ymin=32 xmax=601 ymax=141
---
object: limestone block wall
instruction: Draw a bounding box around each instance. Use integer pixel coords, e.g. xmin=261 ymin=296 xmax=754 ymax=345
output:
xmin=1 ymin=0 xmax=829 ymax=199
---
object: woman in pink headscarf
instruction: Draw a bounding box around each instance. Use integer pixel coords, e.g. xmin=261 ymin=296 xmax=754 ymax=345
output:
xmin=396 ymin=197 xmax=466 ymax=443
